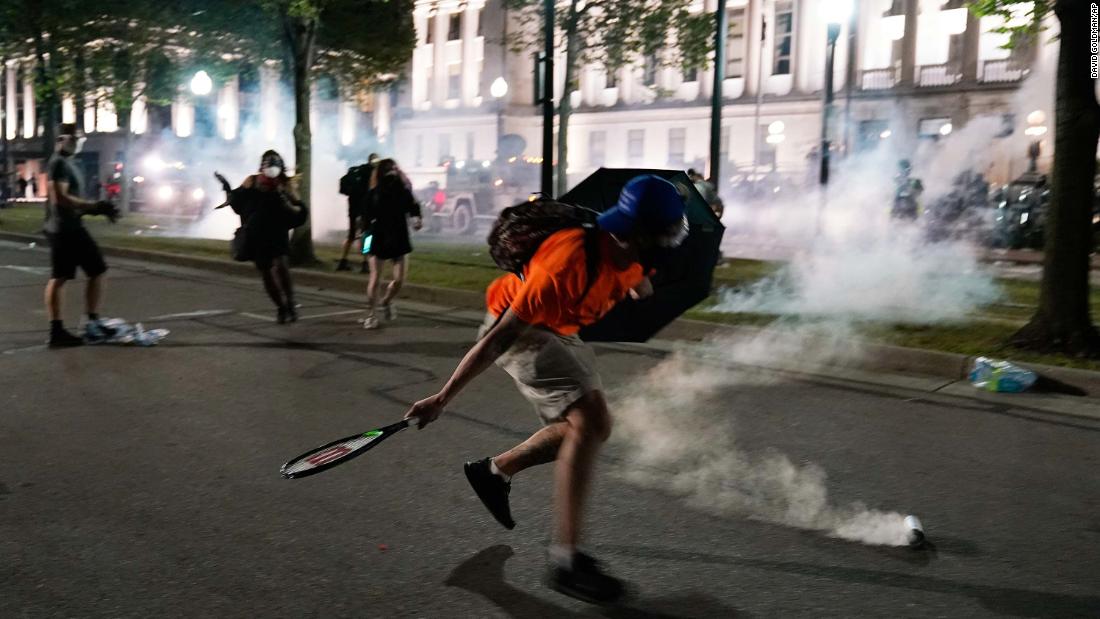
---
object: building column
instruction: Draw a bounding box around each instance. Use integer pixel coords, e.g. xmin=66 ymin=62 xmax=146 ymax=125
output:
xmin=791 ymin=0 xmax=811 ymax=93
xmin=899 ymin=0 xmax=918 ymax=86
xmin=5 ymin=61 xmax=16 ymax=140
xmin=960 ymin=7 xmax=980 ymax=83
xmin=22 ymin=65 xmax=35 ymax=139
xmin=744 ymin=0 xmax=764 ymax=98
xmin=432 ymin=10 xmax=447 ymax=107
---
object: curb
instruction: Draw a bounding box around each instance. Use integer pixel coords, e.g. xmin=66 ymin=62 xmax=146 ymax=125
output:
xmin=5 ymin=229 xmax=1100 ymax=398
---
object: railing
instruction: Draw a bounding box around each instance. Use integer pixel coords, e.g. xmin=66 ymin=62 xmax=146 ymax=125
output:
xmin=918 ymin=64 xmax=962 ymax=87
xmin=861 ymin=68 xmax=897 ymax=91
xmin=982 ymin=59 xmax=1027 ymax=83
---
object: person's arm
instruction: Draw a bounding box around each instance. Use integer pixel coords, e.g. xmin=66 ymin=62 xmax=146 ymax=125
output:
xmin=404 ymin=310 xmax=530 ymax=428
xmin=405 ymin=185 xmax=423 ymax=230
xmin=50 ymin=179 xmax=97 ymax=210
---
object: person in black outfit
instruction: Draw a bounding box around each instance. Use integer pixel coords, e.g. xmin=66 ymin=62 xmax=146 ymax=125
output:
xmin=43 ymin=123 xmax=121 ymax=347
xmin=336 ymin=152 xmax=379 ymax=273
xmin=220 ymin=150 xmax=308 ymax=324
xmin=362 ymin=158 xmax=421 ymax=329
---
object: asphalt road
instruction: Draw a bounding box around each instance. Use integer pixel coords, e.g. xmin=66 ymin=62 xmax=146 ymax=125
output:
xmin=1 ymin=239 xmax=1098 ymax=618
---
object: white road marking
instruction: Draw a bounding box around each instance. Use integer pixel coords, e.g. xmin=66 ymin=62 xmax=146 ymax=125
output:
xmin=240 ymin=312 xmax=275 ymax=322
xmin=297 ymin=309 xmax=363 ymax=321
xmin=1 ymin=265 xmax=50 ymax=275
xmin=146 ymin=309 xmax=235 ymax=320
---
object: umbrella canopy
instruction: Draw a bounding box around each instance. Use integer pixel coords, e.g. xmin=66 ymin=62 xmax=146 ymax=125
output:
xmin=559 ymin=168 xmax=726 ymax=342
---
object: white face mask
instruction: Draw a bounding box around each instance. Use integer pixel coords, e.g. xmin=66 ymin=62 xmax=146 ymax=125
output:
xmin=73 ymin=137 xmax=86 ymax=154
xmin=262 ymin=166 xmax=281 ymax=179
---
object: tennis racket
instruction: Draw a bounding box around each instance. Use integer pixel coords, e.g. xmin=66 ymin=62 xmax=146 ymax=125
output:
xmin=281 ymin=419 xmax=414 ymax=479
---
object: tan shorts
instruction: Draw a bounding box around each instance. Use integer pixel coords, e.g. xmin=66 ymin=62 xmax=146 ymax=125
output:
xmin=480 ymin=313 xmax=604 ymax=424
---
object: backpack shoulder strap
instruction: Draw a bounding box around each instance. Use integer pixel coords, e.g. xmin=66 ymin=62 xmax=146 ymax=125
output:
xmin=580 ymin=226 xmax=600 ymax=301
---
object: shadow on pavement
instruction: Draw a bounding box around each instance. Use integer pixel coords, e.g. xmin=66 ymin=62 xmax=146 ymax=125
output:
xmin=597 ymin=543 xmax=1100 ymax=618
xmin=445 ymin=545 xmax=747 ymax=619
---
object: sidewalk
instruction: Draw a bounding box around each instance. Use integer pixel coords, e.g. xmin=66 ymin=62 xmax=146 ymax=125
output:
xmin=5 ymin=230 xmax=1100 ymax=407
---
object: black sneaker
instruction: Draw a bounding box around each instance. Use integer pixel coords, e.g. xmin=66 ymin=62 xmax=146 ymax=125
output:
xmin=48 ymin=328 xmax=85 ymax=348
xmin=547 ymin=552 xmax=626 ymax=605
xmin=463 ymin=458 xmax=515 ymax=530
xmin=287 ymin=305 xmax=299 ymax=322
xmin=276 ymin=306 xmax=289 ymax=324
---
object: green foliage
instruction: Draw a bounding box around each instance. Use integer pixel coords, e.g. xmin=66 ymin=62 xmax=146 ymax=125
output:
xmin=506 ymin=0 xmax=713 ymax=74
xmin=967 ymin=0 xmax=1051 ymax=48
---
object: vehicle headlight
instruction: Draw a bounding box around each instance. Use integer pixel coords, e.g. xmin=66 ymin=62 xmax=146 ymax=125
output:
xmin=156 ymin=185 xmax=175 ymax=202
xmin=191 ymin=188 xmax=205 ymax=201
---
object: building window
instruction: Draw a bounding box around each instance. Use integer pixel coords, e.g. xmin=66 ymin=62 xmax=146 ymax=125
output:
xmin=643 ymin=55 xmax=658 ymax=86
xmin=589 ymin=130 xmax=607 ymax=166
xmin=605 ymin=67 xmax=617 ymax=89
xmin=425 ymin=15 xmax=435 ymax=44
xmin=448 ymin=63 xmax=462 ymax=100
xmin=726 ymin=8 xmax=746 ymax=78
xmin=918 ymin=117 xmax=952 ymax=139
xmin=857 ymin=119 xmax=890 ymax=152
xmin=439 ymin=134 xmax=451 ymax=163
xmin=448 ymin=13 xmax=461 ymax=41
xmin=773 ymin=1 xmax=794 ymax=76
xmin=683 ymin=66 xmax=699 ymax=83
xmin=668 ymin=128 xmax=686 ymax=165
xmin=627 ymin=129 xmax=645 ymax=163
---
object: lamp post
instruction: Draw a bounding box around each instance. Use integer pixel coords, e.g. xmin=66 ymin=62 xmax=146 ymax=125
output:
xmin=1024 ymin=109 xmax=1047 ymax=173
xmin=818 ymin=0 xmax=850 ymax=188
xmin=765 ymin=120 xmax=785 ymax=172
xmin=709 ymin=0 xmax=728 ymax=185
xmin=490 ymin=77 xmax=508 ymax=161
xmin=540 ymin=0 xmax=554 ymax=196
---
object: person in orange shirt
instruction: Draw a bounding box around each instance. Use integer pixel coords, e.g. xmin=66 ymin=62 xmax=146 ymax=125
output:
xmin=404 ymin=175 xmax=688 ymax=605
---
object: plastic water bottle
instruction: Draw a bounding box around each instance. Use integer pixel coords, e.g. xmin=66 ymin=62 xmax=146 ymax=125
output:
xmin=969 ymin=357 xmax=1037 ymax=393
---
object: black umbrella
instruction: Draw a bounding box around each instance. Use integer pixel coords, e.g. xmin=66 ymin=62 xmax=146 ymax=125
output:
xmin=559 ymin=167 xmax=725 ymax=343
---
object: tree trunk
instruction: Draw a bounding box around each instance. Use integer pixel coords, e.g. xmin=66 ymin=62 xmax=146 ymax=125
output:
xmin=287 ymin=15 xmax=319 ymax=266
xmin=32 ymin=32 xmax=58 ymax=161
xmin=555 ymin=0 xmax=580 ymax=197
xmin=119 ymin=106 xmax=134 ymax=211
xmin=1010 ymin=0 xmax=1100 ymax=356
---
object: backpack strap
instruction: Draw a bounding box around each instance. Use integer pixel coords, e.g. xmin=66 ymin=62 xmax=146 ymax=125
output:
xmin=580 ymin=226 xmax=600 ymax=301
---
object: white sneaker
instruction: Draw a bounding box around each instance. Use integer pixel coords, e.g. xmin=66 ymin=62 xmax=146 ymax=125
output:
xmin=363 ymin=314 xmax=380 ymax=330
xmin=382 ymin=304 xmax=397 ymax=321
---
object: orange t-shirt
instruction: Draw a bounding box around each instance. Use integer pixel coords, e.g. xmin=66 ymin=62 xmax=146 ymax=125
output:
xmin=486 ymin=228 xmax=645 ymax=336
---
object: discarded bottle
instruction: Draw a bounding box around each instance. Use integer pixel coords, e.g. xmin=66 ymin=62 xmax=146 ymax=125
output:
xmin=904 ymin=515 xmax=925 ymax=548
xmin=969 ymin=357 xmax=1037 ymax=393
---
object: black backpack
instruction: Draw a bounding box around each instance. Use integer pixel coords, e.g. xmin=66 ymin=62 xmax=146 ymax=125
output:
xmin=487 ymin=198 xmax=602 ymax=299
xmin=339 ymin=164 xmax=371 ymax=199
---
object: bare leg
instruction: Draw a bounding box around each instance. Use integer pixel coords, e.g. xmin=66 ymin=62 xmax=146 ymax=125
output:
xmin=45 ymin=278 xmax=65 ymax=321
xmin=380 ymin=255 xmax=406 ymax=306
xmin=339 ymin=237 xmax=353 ymax=261
xmin=553 ymin=390 xmax=612 ymax=549
xmin=492 ymin=421 xmax=568 ymax=477
xmin=259 ymin=268 xmax=285 ymax=308
xmin=85 ymin=274 xmax=103 ymax=316
xmin=272 ymin=256 xmax=295 ymax=308
xmin=365 ymin=255 xmax=382 ymax=313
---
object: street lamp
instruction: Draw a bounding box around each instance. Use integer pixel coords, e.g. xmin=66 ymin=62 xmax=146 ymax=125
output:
xmin=818 ymin=0 xmax=851 ymax=188
xmin=765 ymin=121 xmax=785 ymax=172
xmin=1024 ymin=109 xmax=1047 ymax=172
xmin=490 ymin=77 xmax=509 ymax=161
xmin=190 ymin=71 xmax=213 ymax=96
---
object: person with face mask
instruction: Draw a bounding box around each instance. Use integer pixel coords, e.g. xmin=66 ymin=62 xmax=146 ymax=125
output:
xmin=42 ymin=123 xmax=121 ymax=347
xmin=402 ymin=175 xmax=687 ymax=605
xmin=218 ymin=150 xmax=307 ymax=323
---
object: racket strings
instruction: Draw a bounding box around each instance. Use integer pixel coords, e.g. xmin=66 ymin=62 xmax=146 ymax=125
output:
xmin=282 ymin=433 xmax=379 ymax=476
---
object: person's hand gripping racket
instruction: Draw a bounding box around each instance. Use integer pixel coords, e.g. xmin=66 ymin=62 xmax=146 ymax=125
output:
xmin=404 ymin=392 xmax=447 ymax=429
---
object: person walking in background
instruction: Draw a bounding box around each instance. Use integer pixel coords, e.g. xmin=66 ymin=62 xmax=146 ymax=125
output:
xmin=217 ymin=150 xmax=308 ymax=324
xmin=337 ymin=152 xmax=379 ymax=273
xmin=688 ymin=168 xmax=724 ymax=220
xmin=42 ymin=123 xmax=121 ymax=347
xmin=362 ymin=158 xmax=422 ymax=330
